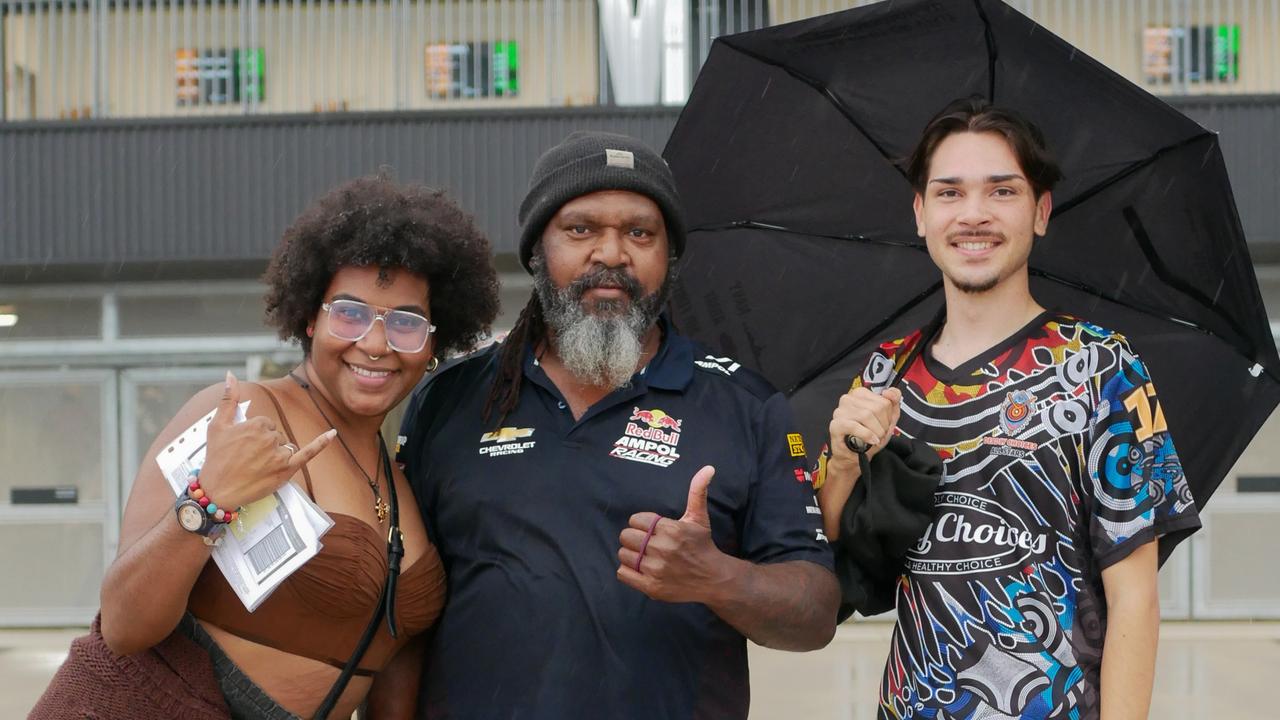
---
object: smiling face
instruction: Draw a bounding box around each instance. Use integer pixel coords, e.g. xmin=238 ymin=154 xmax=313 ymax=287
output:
xmin=913 ymin=131 xmax=1052 ymax=295
xmin=307 ymin=265 xmax=434 ymax=418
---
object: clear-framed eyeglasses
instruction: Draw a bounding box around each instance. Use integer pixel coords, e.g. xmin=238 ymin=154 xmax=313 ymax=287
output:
xmin=321 ymin=299 xmax=436 ymax=354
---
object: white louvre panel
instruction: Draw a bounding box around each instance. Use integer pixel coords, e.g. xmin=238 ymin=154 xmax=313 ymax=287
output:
xmin=1191 ymin=496 xmax=1280 ymax=619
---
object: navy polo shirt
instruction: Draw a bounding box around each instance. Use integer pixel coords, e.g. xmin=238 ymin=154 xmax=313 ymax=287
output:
xmin=398 ymin=321 xmax=832 ymax=719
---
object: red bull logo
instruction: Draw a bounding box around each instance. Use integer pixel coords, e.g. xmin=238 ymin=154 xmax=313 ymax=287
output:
xmin=630 ymin=407 xmax=682 ymax=431
xmin=615 ymin=407 xmax=685 ymax=468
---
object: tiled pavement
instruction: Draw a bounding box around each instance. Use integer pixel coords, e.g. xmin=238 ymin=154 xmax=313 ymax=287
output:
xmin=5 ymin=622 xmax=1279 ymax=718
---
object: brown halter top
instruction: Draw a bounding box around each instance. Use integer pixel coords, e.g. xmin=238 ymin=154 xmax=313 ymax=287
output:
xmin=187 ymin=384 xmax=445 ymax=674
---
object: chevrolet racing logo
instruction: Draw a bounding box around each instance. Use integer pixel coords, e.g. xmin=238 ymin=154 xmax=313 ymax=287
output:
xmin=479 ymin=427 xmax=537 ymax=458
xmin=481 ymin=427 xmax=535 ymax=443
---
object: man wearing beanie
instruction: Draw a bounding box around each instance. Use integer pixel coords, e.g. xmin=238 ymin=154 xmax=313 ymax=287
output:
xmin=396 ymin=131 xmax=838 ymax=719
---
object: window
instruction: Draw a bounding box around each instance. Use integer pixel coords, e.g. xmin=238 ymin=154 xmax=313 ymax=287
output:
xmin=425 ymin=42 xmax=520 ymax=100
xmin=1143 ymin=25 xmax=1240 ymax=85
xmin=176 ymin=48 xmax=266 ymax=107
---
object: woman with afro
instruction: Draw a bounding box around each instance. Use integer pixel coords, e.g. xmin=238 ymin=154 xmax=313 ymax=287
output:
xmin=34 ymin=175 xmax=500 ymax=719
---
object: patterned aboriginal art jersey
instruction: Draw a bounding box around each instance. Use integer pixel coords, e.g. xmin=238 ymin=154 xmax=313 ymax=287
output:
xmin=856 ymin=312 xmax=1200 ymax=720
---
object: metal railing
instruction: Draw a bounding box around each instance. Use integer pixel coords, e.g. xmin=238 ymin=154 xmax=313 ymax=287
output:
xmin=2 ymin=0 xmax=1277 ymax=121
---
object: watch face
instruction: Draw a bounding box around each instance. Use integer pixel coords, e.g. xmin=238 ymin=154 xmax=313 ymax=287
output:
xmin=178 ymin=503 xmax=206 ymax=532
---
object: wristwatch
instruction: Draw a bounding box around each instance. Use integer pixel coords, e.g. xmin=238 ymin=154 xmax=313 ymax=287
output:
xmin=174 ymin=493 xmax=226 ymax=546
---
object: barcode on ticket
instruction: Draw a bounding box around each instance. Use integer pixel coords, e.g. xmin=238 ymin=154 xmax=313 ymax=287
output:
xmin=247 ymin=526 xmax=292 ymax=575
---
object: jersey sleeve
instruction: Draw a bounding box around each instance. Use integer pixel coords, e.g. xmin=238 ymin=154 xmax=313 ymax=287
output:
xmin=1086 ymin=338 xmax=1201 ymax=569
xmin=738 ymin=391 xmax=834 ymax=570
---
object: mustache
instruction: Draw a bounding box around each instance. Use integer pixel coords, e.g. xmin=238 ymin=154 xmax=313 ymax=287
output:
xmin=947 ymin=230 xmax=1006 ymax=243
xmin=567 ymin=266 xmax=643 ymax=301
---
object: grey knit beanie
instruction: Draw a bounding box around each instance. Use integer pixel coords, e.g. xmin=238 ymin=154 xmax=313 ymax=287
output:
xmin=517 ymin=131 xmax=686 ymax=273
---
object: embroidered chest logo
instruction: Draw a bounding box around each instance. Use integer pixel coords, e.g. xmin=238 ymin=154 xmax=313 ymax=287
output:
xmin=610 ymin=407 xmax=683 ymax=468
xmin=999 ymin=390 xmax=1037 ymax=436
xmin=479 ymin=427 xmax=536 ymax=457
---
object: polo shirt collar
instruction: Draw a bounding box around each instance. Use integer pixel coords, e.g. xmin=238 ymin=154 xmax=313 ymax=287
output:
xmin=642 ymin=315 xmax=694 ymax=391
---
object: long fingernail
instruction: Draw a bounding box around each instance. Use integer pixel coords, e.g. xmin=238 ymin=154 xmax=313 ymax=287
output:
xmin=224 ymin=370 xmax=233 ymax=391
xmin=324 ymin=428 xmax=338 ymax=439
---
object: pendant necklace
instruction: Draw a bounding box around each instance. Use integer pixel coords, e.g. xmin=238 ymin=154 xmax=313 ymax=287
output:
xmin=288 ymin=370 xmax=389 ymax=523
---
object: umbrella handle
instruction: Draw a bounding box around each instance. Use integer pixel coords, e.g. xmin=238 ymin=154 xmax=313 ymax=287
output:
xmin=844 ymin=434 xmax=871 ymax=454
xmin=840 ymin=435 xmax=872 ymax=483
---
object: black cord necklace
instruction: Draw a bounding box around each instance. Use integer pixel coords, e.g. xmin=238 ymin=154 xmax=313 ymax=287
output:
xmin=288 ymin=370 xmax=389 ymax=524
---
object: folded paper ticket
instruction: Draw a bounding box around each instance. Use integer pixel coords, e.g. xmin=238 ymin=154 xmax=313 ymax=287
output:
xmin=156 ymin=401 xmax=334 ymax=611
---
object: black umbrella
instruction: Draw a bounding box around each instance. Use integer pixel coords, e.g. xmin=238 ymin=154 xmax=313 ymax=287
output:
xmin=664 ymin=0 xmax=1280 ymax=559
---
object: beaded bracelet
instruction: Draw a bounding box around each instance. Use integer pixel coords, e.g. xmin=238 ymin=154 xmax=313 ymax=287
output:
xmin=186 ymin=467 xmax=240 ymax=525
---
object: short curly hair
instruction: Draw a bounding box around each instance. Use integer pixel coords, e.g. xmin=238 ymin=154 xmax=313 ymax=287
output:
xmin=263 ymin=175 xmax=500 ymax=356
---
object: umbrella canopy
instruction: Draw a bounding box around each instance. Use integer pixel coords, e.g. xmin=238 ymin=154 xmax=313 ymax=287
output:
xmin=664 ymin=0 xmax=1280 ymax=557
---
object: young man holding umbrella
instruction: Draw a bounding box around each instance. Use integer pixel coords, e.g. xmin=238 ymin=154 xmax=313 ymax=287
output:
xmin=815 ymin=98 xmax=1200 ymax=719
xmin=398 ymin=131 xmax=839 ymax=718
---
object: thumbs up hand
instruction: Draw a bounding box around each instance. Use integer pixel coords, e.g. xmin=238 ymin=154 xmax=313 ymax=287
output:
xmin=616 ymin=466 xmax=732 ymax=603
xmin=679 ymin=465 xmax=714 ymax=528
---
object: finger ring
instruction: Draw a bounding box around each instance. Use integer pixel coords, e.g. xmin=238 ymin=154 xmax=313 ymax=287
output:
xmin=282 ymin=442 xmax=298 ymax=455
xmin=844 ymin=434 xmax=870 ymax=453
xmin=635 ymin=515 xmax=662 ymax=573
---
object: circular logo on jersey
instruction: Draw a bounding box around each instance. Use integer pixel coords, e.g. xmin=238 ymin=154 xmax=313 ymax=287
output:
xmin=1042 ymin=397 xmax=1089 ymax=437
xmin=906 ymin=492 xmax=1052 ymax=577
xmin=999 ymin=390 xmax=1037 ymax=437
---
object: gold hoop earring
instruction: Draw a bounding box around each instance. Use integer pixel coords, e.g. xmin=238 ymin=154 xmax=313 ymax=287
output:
xmin=425 ymin=356 xmax=439 ymax=373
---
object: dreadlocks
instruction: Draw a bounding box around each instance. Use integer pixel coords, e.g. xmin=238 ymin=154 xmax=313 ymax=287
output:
xmin=483 ymin=294 xmax=546 ymax=427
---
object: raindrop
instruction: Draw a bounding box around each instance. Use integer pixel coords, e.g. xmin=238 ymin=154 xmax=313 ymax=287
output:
xmin=1200 ymin=146 xmax=1215 ymax=169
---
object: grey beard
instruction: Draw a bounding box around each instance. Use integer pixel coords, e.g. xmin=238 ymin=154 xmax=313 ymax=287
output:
xmin=532 ymin=259 xmax=670 ymax=390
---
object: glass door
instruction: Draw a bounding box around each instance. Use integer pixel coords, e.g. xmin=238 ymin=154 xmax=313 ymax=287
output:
xmin=119 ymin=367 xmax=228 ymax=511
xmin=0 ymin=370 xmax=117 ymax=626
